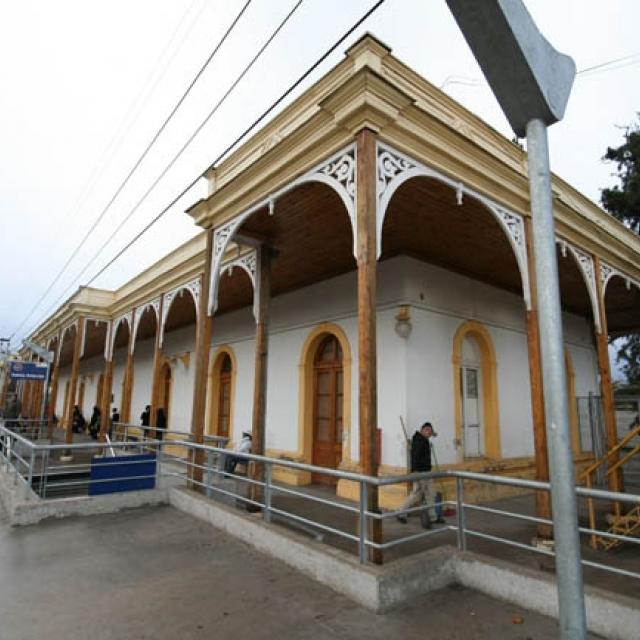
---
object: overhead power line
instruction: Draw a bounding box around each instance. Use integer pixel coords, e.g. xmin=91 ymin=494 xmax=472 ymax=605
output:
xmin=20 ymin=0 xmax=387 ymax=344
xmin=28 ymin=0 xmax=304 ymax=330
xmin=65 ymin=0 xmax=205 ymax=228
xmin=577 ymin=51 xmax=640 ymax=76
xmin=10 ymin=0 xmax=253 ymax=342
xmin=439 ymin=51 xmax=640 ymax=92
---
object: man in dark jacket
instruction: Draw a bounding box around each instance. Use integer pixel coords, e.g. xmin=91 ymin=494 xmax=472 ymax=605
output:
xmin=397 ymin=422 xmax=443 ymax=528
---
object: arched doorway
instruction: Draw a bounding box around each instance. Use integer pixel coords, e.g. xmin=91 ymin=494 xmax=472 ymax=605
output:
xmin=452 ymin=320 xmax=501 ymax=461
xmin=312 ymin=335 xmax=344 ymax=484
xmin=158 ymin=362 xmax=172 ymax=428
xmin=208 ymin=349 xmax=236 ymax=438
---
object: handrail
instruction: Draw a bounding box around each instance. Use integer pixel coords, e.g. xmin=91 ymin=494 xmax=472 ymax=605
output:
xmin=2 ymin=422 xmax=640 ymax=579
xmin=578 ymin=423 xmax=640 ymax=483
xmin=3 ymin=424 xmax=640 ymax=505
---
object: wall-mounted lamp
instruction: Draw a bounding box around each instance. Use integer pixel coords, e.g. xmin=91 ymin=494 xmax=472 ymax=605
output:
xmin=394 ymin=305 xmax=412 ymax=339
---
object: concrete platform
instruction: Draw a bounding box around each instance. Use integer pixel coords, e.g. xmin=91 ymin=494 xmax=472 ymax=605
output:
xmin=0 ymin=500 xmax=603 ymax=640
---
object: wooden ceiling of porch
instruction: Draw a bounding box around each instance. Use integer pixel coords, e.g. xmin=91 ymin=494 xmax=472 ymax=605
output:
xmin=218 ymin=179 xmax=635 ymax=334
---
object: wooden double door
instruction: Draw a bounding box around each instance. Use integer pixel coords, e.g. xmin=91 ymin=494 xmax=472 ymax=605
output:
xmin=312 ymin=335 xmax=344 ymax=485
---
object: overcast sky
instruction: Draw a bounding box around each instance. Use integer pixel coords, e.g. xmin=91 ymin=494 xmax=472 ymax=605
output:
xmin=1 ymin=0 xmax=639 ymax=361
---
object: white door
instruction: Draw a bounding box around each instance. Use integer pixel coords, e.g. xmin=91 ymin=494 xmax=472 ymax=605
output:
xmin=461 ymin=366 xmax=483 ymax=457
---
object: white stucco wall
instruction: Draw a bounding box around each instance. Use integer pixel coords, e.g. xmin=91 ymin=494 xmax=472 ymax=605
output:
xmin=162 ymin=324 xmax=196 ymax=430
xmin=131 ymin=338 xmax=154 ymax=425
xmin=117 ymin=255 xmax=601 ymax=472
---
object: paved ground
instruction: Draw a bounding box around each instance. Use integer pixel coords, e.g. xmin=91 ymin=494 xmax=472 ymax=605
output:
xmin=0 ymin=502 xmax=604 ymax=640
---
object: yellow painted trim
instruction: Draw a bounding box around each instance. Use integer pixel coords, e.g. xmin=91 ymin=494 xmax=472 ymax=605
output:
xmin=206 ymin=346 xmax=237 ymax=437
xmin=297 ymin=323 xmax=352 ymax=465
xmin=452 ymin=320 xmax=501 ymax=461
xmin=564 ymin=349 xmax=581 ymax=455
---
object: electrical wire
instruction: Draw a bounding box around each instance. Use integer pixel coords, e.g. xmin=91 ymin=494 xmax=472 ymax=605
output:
xmin=577 ymin=51 xmax=640 ymax=76
xmin=10 ymin=0 xmax=253 ymax=342
xmin=19 ymin=0 xmax=387 ymax=344
xmin=65 ymin=0 xmax=206 ymax=227
xmin=28 ymin=0 xmax=304 ymax=328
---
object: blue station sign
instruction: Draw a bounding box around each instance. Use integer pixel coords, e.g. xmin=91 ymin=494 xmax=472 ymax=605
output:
xmin=9 ymin=361 xmax=48 ymax=381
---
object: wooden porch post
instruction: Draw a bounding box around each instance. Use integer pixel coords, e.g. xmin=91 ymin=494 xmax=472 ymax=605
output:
xmin=64 ymin=317 xmax=85 ymax=445
xmin=593 ymin=255 xmax=623 ymax=494
xmin=0 ymin=369 xmax=9 ymax=412
xmin=22 ymin=380 xmax=32 ymax=417
xmin=120 ymin=311 xmax=136 ymax=424
xmin=190 ymin=229 xmax=215 ymax=484
xmin=150 ymin=297 xmax=165 ymax=434
xmin=99 ymin=321 xmax=114 ymax=440
xmin=524 ymin=218 xmax=552 ymax=537
xmin=250 ymin=247 xmax=271 ymax=496
xmin=356 ymin=128 xmax=382 ymax=563
xmin=48 ymin=333 xmax=62 ymax=437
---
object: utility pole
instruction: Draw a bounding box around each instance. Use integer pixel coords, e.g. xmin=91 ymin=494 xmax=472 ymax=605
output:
xmin=446 ymin=2 xmax=586 ymax=639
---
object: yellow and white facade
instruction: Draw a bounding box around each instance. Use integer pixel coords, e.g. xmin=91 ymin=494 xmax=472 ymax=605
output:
xmin=20 ymin=35 xmax=640 ymax=507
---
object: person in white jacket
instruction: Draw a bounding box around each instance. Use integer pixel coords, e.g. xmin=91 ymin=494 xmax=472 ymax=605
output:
xmin=224 ymin=431 xmax=252 ymax=474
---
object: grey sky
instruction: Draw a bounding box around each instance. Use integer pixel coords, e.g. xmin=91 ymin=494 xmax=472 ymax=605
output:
xmin=1 ymin=0 xmax=638 ymax=358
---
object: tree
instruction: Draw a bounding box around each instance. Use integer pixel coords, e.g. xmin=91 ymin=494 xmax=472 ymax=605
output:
xmin=615 ymin=335 xmax=640 ymax=388
xmin=601 ymin=117 xmax=640 ymax=232
xmin=601 ymin=118 xmax=640 ymax=386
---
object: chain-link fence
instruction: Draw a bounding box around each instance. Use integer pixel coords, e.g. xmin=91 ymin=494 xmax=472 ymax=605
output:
xmin=576 ymin=394 xmax=606 ymax=484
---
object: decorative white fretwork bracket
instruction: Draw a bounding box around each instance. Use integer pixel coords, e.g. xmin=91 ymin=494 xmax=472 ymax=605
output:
xmin=160 ymin=279 xmax=201 ymax=347
xmin=208 ymin=145 xmax=357 ymax=317
xmin=107 ymin=313 xmax=132 ymax=361
xmin=215 ymin=249 xmax=260 ymax=321
xmin=131 ymin=297 xmax=161 ymax=355
xmin=556 ymin=239 xmax=600 ymax=333
xmin=376 ymin=142 xmax=532 ymax=310
xmin=80 ymin=317 xmax=109 ymax=359
xmin=599 ymin=261 xmax=640 ymax=295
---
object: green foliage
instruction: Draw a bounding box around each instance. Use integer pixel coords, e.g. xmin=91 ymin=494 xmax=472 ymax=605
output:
xmin=616 ymin=334 xmax=640 ymax=387
xmin=601 ymin=117 xmax=640 ymax=233
xmin=601 ymin=118 xmax=640 ymax=384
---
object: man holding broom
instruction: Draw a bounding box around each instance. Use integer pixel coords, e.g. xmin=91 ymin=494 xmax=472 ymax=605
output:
xmin=396 ymin=421 xmax=445 ymax=529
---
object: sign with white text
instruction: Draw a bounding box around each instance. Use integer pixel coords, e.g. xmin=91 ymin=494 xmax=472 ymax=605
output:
xmin=9 ymin=361 xmax=48 ymax=381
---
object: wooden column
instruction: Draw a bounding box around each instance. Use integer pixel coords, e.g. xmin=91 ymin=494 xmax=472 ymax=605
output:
xmin=356 ymin=128 xmax=382 ymax=563
xmin=190 ymin=229 xmax=215 ymax=485
xmin=120 ymin=311 xmax=136 ymax=423
xmin=47 ymin=336 xmax=61 ymax=437
xmin=0 ymin=370 xmax=9 ymax=412
xmin=98 ymin=321 xmax=114 ymax=440
xmin=22 ymin=381 xmax=32 ymax=418
xmin=250 ymin=246 xmax=271 ymax=504
xmin=593 ymin=255 xmax=623 ymax=494
xmin=64 ymin=317 xmax=85 ymax=445
xmin=524 ymin=218 xmax=552 ymax=536
xmin=150 ymin=297 xmax=164 ymax=434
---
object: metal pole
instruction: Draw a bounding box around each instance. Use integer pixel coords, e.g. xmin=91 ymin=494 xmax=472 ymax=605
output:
xmin=526 ymin=117 xmax=587 ymax=639
xmin=264 ymin=463 xmax=272 ymax=523
xmin=26 ymin=448 xmax=35 ymax=500
xmin=358 ymin=481 xmax=368 ymax=563
xmin=206 ymin=449 xmax=213 ymax=498
xmin=456 ymin=476 xmax=466 ymax=551
xmin=40 ymin=362 xmax=50 ymax=426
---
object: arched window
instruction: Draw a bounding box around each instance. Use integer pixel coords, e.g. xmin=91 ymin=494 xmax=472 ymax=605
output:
xmin=452 ymin=321 xmax=501 ymax=460
xmin=312 ymin=335 xmax=344 ymax=483
xmin=218 ymin=355 xmax=232 ymax=438
xmin=460 ymin=334 xmax=483 ymax=457
xmin=208 ymin=348 xmax=236 ymax=438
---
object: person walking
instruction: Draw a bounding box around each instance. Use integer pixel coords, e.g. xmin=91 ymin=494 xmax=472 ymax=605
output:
xmin=396 ymin=422 xmax=444 ymax=529
xmin=88 ymin=406 xmax=101 ymax=440
xmin=140 ymin=405 xmax=151 ymax=439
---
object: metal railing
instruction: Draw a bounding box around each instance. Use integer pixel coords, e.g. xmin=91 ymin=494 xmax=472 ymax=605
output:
xmin=1 ymin=422 xmax=639 ymax=583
